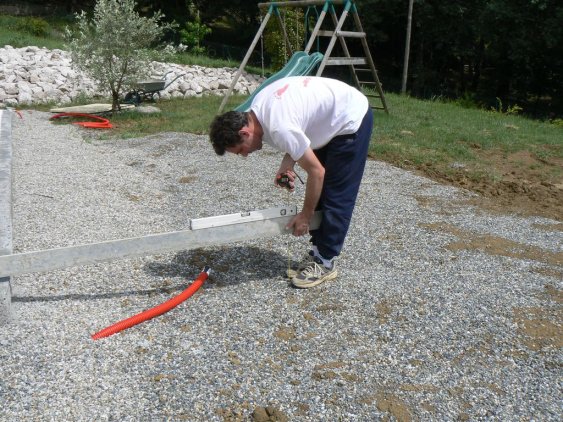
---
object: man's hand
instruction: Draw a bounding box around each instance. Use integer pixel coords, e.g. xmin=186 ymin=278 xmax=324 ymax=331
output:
xmin=275 ymin=170 xmax=296 ymax=192
xmin=286 ymin=212 xmax=311 ymax=236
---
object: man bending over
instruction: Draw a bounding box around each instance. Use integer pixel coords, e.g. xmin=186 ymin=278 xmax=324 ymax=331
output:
xmin=209 ymin=76 xmax=373 ymax=288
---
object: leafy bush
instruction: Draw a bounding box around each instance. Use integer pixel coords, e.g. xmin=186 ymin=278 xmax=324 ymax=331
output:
xmin=65 ymin=0 xmax=176 ymax=111
xmin=490 ymin=97 xmax=523 ymax=115
xmin=451 ymin=92 xmax=480 ymax=109
xmin=263 ymin=8 xmax=305 ymax=71
xmin=180 ymin=18 xmax=211 ymax=55
xmin=15 ymin=17 xmax=50 ymax=37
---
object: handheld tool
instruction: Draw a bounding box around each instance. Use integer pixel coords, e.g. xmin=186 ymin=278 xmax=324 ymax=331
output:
xmin=276 ymin=171 xmax=304 ymax=191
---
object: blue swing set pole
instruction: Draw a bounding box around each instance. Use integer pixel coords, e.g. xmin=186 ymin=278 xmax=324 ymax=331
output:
xmin=304 ymin=4 xmax=321 ymax=52
xmin=303 ymin=1 xmax=332 ymax=53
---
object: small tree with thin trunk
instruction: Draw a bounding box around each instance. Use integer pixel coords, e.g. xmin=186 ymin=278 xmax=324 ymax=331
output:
xmin=65 ymin=0 xmax=176 ymax=111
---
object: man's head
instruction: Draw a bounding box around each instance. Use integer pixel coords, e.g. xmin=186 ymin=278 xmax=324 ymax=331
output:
xmin=209 ymin=111 xmax=263 ymax=157
xmin=209 ymin=111 xmax=247 ymax=155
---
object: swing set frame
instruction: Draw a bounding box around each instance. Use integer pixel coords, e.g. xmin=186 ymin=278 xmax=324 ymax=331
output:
xmin=219 ymin=0 xmax=388 ymax=113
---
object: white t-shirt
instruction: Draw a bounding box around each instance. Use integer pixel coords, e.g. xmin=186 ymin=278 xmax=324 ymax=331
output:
xmin=250 ymin=76 xmax=369 ymax=161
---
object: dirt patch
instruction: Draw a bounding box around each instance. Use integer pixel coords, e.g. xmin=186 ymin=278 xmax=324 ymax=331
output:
xmin=419 ymin=220 xmax=563 ymax=352
xmin=251 ymin=406 xmax=289 ymax=422
xmin=531 ymin=266 xmax=563 ymax=279
xmin=376 ymin=301 xmax=392 ymax=325
xmin=216 ymin=406 xmax=246 ymax=421
xmin=309 ymin=361 xmax=362 ymax=384
xmin=513 ymin=284 xmax=563 ymax=351
xmin=420 ymin=222 xmax=563 ymax=266
xmin=227 ymin=351 xmax=242 ymax=365
xmin=178 ymin=175 xmax=196 ymax=184
xmin=375 ymin=392 xmax=413 ymax=422
xmin=513 ymin=306 xmax=563 ymax=351
xmin=273 ymin=326 xmax=296 ymax=341
xmin=399 ymin=384 xmax=439 ymax=393
xmin=543 ymin=284 xmax=563 ymax=303
xmin=315 ymin=303 xmax=346 ymax=313
xmin=387 ymin=147 xmax=563 ymax=221
xmin=532 ymin=223 xmax=563 ymax=232
xmin=360 ymin=392 xmax=413 ymax=421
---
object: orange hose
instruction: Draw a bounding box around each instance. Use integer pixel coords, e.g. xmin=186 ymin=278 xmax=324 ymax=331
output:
xmin=91 ymin=267 xmax=210 ymax=340
xmin=50 ymin=112 xmax=112 ymax=129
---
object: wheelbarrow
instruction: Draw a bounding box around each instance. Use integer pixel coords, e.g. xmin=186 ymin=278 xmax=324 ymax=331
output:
xmin=123 ymin=71 xmax=185 ymax=105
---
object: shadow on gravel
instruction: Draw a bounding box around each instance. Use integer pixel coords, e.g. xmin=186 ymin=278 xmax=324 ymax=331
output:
xmin=144 ymin=246 xmax=288 ymax=287
xmin=12 ymin=246 xmax=288 ymax=303
xmin=12 ymin=284 xmax=196 ymax=303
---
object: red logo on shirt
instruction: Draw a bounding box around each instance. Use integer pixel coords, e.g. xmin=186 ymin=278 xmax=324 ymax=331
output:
xmin=274 ymin=83 xmax=289 ymax=99
xmin=303 ymin=78 xmax=311 ymax=87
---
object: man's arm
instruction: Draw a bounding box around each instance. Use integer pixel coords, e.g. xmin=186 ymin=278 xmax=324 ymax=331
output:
xmin=277 ymin=153 xmax=295 ymax=175
xmin=287 ymin=148 xmax=325 ymax=236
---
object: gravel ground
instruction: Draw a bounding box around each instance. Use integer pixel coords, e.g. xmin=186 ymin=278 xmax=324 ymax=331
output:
xmin=1 ymin=110 xmax=561 ymax=421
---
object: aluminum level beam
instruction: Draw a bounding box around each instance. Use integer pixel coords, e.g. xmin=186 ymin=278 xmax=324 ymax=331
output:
xmin=190 ymin=206 xmax=297 ymax=230
xmin=0 ymin=110 xmax=13 ymax=319
xmin=0 ymin=206 xmax=321 ymax=278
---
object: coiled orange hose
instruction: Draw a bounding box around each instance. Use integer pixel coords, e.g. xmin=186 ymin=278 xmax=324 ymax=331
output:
xmin=50 ymin=112 xmax=113 ymax=128
xmin=91 ymin=267 xmax=210 ymax=340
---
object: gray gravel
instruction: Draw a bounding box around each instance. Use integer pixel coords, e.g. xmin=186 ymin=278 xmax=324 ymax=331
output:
xmin=1 ymin=110 xmax=561 ymax=421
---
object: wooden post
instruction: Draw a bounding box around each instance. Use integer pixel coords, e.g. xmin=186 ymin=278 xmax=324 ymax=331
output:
xmin=401 ymin=0 xmax=414 ymax=94
xmin=218 ymin=6 xmax=274 ymax=113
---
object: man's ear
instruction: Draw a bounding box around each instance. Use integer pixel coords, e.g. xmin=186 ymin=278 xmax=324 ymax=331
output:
xmin=238 ymin=127 xmax=250 ymax=140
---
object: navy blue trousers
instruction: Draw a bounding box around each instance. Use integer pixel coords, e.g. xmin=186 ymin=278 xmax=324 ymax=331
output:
xmin=309 ymin=108 xmax=373 ymax=260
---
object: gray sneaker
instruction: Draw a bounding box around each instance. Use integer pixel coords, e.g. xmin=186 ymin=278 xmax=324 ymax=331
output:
xmin=291 ymin=258 xmax=337 ymax=289
xmin=286 ymin=250 xmax=314 ymax=278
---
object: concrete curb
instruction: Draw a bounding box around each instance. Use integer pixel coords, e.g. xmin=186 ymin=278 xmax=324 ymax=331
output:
xmin=0 ymin=109 xmax=13 ymax=321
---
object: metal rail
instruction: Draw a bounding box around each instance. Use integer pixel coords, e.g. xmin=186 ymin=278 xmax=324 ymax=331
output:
xmin=0 ymin=206 xmax=321 ymax=278
xmin=0 ymin=110 xmax=13 ymax=319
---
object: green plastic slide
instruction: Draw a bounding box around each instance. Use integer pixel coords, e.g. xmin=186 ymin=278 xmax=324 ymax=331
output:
xmin=235 ymin=51 xmax=324 ymax=112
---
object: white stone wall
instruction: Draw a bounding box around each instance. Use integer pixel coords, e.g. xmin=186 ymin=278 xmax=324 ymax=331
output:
xmin=0 ymin=45 xmax=262 ymax=107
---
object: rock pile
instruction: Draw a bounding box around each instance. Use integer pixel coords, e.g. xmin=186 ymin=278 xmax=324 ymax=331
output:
xmin=0 ymin=45 xmax=262 ymax=107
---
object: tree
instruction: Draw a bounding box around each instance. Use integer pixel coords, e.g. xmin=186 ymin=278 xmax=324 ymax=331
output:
xmin=193 ymin=0 xmax=259 ymax=26
xmin=65 ymin=0 xmax=176 ymax=111
xmin=359 ymin=0 xmax=562 ymax=116
xmin=478 ymin=0 xmax=563 ymax=114
xmin=180 ymin=2 xmax=212 ymax=55
xmin=264 ymin=8 xmax=305 ymax=71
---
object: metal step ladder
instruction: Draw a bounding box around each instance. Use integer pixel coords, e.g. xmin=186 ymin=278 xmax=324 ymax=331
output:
xmin=304 ymin=0 xmax=388 ymax=113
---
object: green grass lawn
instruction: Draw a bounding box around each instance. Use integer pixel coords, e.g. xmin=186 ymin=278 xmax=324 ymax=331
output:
xmin=86 ymin=92 xmax=560 ymax=188
xmin=370 ymin=93 xmax=562 ymax=183
xmin=0 ymin=15 xmax=69 ymax=50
